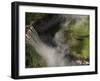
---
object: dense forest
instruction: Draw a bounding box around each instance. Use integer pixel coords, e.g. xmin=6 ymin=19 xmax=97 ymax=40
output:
xmin=25 ymin=13 xmax=89 ymax=68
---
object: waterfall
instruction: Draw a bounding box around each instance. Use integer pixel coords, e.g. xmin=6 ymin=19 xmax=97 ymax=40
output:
xmin=25 ymin=14 xmax=89 ymax=67
xmin=26 ymin=23 xmax=76 ymax=67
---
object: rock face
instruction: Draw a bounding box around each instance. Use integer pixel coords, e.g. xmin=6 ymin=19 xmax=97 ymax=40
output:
xmin=32 ymin=14 xmax=66 ymax=46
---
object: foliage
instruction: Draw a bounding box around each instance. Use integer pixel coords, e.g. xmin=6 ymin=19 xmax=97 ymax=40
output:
xmin=25 ymin=43 xmax=47 ymax=68
xmin=26 ymin=13 xmax=48 ymax=25
xmin=64 ymin=16 xmax=89 ymax=60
